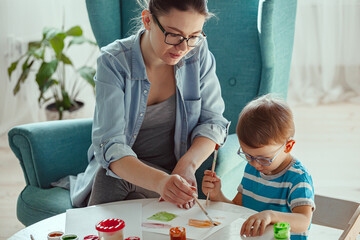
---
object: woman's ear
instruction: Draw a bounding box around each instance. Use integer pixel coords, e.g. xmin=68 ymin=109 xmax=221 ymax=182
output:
xmin=284 ymin=139 xmax=295 ymax=153
xmin=142 ymin=10 xmax=152 ymax=30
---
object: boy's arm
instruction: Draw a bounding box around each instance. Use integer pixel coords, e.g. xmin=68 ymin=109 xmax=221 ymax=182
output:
xmin=270 ymin=205 xmax=313 ymax=233
xmin=202 ymin=170 xmax=242 ymax=205
xmin=241 ymin=205 xmax=313 ymax=237
xmin=232 ymin=192 xmax=243 ymax=206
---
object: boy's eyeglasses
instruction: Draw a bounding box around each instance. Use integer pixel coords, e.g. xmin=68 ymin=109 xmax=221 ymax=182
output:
xmin=237 ymin=142 xmax=287 ymax=166
xmin=152 ymin=15 xmax=206 ymax=47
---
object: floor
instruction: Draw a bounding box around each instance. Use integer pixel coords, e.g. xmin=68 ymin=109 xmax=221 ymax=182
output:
xmin=0 ymin=102 xmax=359 ymax=239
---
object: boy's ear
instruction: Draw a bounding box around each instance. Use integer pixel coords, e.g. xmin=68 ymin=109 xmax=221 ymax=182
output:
xmin=142 ymin=9 xmax=152 ymax=30
xmin=284 ymin=139 xmax=295 ymax=153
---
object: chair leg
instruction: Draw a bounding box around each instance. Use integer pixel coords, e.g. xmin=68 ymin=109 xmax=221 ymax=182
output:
xmin=339 ymin=206 xmax=360 ymax=240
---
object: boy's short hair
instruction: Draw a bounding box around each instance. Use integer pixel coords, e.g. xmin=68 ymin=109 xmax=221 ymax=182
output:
xmin=236 ymin=94 xmax=295 ymax=148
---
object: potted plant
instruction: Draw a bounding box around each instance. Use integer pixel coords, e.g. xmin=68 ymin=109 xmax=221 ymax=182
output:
xmin=8 ymin=25 xmax=97 ymax=120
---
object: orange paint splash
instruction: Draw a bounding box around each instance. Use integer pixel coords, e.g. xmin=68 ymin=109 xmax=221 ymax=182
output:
xmin=188 ymin=219 xmax=221 ymax=228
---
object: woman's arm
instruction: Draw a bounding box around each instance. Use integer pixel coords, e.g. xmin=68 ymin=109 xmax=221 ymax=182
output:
xmin=109 ymin=156 xmax=196 ymax=205
xmin=172 ymin=136 xmax=216 ymax=185
xmin=170 ymin=136 xmax=215 ymax=208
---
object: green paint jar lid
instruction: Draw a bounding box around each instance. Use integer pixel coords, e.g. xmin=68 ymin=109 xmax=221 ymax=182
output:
xmin=61 ymin=234 xmax=79 ymax=240
xmin=273 ymin=222 xmax=291 ymax=239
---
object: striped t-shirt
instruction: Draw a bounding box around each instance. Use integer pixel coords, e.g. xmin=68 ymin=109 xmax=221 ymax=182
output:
xmin=237 ymin=157 xmax=315 ymax=240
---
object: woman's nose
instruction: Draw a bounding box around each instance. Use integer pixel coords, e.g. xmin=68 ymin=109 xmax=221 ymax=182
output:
xmin=176 ymin=40 xmax=188 ymax=52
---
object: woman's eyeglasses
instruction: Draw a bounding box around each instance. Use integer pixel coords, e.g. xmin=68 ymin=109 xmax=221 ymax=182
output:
xmin=152 ymin=15 xmax=206 ymax=47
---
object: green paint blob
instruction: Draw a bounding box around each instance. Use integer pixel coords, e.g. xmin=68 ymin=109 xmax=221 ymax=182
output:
xmin=147 ymin=211 xmax=177 ymax=222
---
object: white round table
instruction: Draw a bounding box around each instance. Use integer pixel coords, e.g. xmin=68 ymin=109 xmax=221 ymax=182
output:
xmin=9 ymin=199 xmax=342 ymax=240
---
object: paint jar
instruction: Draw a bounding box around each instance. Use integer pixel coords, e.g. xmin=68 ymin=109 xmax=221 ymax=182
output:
xmin=48 ymin=231 xmax=64 ymax=240
xmin=124 ymin=237 xmax=140 ymax=240
xmin=84 ymin=235 xmax=99 ymax=240
xmin=96 ymin=218 xmax=125 ymax=240
xmin=61 ymin=234 xmax=79 ymax=240
xmin=273 ymin=222 xmax=291 ymax=239
xmin=169 ymin=226 xmax=186 ymax=240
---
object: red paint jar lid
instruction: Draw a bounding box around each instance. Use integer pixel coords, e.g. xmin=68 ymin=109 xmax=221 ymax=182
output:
xmin=96 ymin=218 xmax=125 ymax=232
xmin=83 ymin=235 xmax=99 ymax=240
xmin=125 ymin=237 xmax=140 ymax=240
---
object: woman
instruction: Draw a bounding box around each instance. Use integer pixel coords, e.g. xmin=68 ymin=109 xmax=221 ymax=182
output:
xmin=69 ymin=0 xmax=229 ymax=209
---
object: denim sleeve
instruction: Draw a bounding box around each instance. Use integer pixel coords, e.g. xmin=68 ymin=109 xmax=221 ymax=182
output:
xmin=92 ymin=51 xmax=137 ymax=179
xmin=191 ymin=40 xmax=230 ymax=146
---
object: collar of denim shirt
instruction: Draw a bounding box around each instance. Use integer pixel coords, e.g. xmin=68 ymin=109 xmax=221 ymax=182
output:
xmin=130 ymin=30 xmax=199 ymax=81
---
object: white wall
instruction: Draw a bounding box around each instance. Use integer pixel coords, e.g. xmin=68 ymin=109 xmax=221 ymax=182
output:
xmin=0 ymin=0 xmax=98 ymax=146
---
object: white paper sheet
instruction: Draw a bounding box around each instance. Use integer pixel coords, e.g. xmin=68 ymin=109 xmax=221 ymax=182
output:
xmin=142 ymin=201 xmax=241 ymax=240
xmin=65 ymin=202 xmax=142 ymax=239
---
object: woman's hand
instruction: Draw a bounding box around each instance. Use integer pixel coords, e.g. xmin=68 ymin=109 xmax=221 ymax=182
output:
xmin=202 ymin=170 xmax=221 ymax=201
xmin=240 ymin=210 xmax=272 ymax=237
xmin=158 ymin=174 xmax=196 ymax=206
xmin=171 ymin=165 xmax=197 ymax=209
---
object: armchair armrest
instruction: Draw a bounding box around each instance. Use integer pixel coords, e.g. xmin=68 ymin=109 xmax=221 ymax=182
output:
xmin=8 ymin=119 xmax=92 ymax=188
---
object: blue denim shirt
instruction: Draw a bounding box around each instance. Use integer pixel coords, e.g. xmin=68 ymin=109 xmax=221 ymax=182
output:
xmin=70 ymin=31 xmax=230 ymax=207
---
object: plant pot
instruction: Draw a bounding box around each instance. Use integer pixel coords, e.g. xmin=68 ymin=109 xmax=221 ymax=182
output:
xmin=45 ymin=100 xmax=85 ymax=120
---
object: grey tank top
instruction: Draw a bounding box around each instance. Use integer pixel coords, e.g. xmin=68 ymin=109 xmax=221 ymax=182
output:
xmin=132 ymin=94 xmax=177 ymax=172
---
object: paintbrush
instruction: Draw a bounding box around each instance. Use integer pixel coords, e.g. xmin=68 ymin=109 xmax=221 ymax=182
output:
xmin=177 ymin=176 xmax=217 ymax=226
xmin=192 ymin=193 xmax=218 ymax=226
xmin=206 ymin=144 xmax=220 ymax=206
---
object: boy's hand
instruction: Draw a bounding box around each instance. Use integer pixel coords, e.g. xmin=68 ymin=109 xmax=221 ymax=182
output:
xmin=240 ymin=210 xmax=272 ymax=237
xmin=201 ymin=170 xmax=221 ymax=201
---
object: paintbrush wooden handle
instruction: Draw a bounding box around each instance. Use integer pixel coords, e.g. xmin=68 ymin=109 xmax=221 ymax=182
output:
xmin=206 ymin=144 xmax=219 ymax=206
xmin=193 ymin=194 xmax=217 ymax=226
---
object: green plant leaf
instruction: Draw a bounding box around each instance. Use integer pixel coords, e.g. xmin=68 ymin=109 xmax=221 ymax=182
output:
xmin=58 ymin=90 xmax=74 ymax=111
xmin=43 ymin=27 xmax=62 ymax=40
xmin=13 ymin=58 xmax=34 ymax=95
xmin=36 ymin=60 xmax=58 ymax=98
xmin=68 ymin=36 xmax=97 ymax=48
xmin=50 ymin=33 xmax=66 ymax=56
xmin=78 ymin=66 xmax=96 ymax=87
xmin=66 ymin=26 xmax=82 ymax=36
xmin=44 ymin=78 xmax=59 ymax=94
xmin=33 ymin=47 xmax=45 ymax=59
xmin=8 ymin=60 xmax=19 ymax=78
xmin=28 ymin=41 xmax=42 ymax=50
xmin=60 ymin=54 xmax=73 ymax=65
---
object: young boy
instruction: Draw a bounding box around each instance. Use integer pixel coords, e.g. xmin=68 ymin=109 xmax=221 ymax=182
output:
xmin=202 ymin=94 xmax=315 ymax=239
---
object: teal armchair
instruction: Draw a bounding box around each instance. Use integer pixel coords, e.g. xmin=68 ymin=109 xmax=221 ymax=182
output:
xmin=8 ymin=0 xmax=297 ymax=226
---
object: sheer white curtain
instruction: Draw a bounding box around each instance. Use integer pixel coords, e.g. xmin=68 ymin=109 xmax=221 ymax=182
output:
xmin=288 ymin=0 xmax=360 ymax=105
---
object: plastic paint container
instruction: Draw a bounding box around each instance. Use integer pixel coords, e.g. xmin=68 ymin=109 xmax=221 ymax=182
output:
xmin=96 ymin=218 xmax=125 ymax=240
xmin=48 ymin=231 xmax=64 ymax=240
xmin=61 ymin=234 xmax=79 ymax=240
xmin=83 ymin=235 xmax=99 ymax=240
xmin=273 ymin=222 xmax=291 ymax=239
xmin=169 ymin=227 xmax=186 ymax=240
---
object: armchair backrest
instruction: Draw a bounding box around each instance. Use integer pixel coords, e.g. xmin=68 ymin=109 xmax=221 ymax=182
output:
xmin=86 ymin=0 xmax=297 ymax=133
